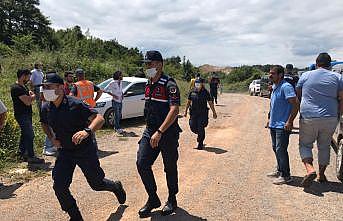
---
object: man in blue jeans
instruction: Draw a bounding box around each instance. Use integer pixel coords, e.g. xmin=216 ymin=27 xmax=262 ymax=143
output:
xmin=267 ymin=65 xmax=299 ymax=185
xmin=10 ymin=69 xmax=44 ymax=164
xmin=104 ymin=71 xmax=124 ymax=134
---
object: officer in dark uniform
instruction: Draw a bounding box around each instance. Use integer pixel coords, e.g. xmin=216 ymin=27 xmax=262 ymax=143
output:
xmin=40 ymin=73 xmax=126 ymax=221
xmin=184 ymin=77 xmax=217 ymax=149
xmin=209 ymin=73 xmax=220 ymax=104
xmin=136 ymin=51 xmax=182 ymax=218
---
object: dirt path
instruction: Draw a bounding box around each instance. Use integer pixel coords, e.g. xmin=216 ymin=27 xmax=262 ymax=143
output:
xmin=1 ymin=93 xmax=343 ymax=221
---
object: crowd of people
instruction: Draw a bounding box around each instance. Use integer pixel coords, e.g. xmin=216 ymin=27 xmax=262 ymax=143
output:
xmin=267 ymin=52 xmax=342 ymax=187
xmin=1 ymin=50 xmax=342 ymax=220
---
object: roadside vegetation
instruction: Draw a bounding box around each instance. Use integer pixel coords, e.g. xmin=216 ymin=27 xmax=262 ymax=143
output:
xmin=0 ymin=0 xmax=198 ymax=171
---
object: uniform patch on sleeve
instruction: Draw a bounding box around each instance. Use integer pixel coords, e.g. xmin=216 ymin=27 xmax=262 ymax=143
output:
xmin=169 ymin=86 xmax=177 ymax=94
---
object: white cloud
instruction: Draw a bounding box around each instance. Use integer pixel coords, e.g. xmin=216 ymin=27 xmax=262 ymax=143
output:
xmin=39 ymin=0 xmax=343 ymax=67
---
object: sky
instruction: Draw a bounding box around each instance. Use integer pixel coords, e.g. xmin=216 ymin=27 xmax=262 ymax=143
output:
xmin=39 ymin=0 xmax=343 ymax=68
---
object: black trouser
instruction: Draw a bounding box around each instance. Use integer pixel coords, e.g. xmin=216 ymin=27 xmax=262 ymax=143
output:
xmin=210 ymin=87 xmax=218 ymax=103
xmin=52 ymin=144 xmax=115 ymax=213
xmin=189 ymin=114 xmax=208 ymax=145
xmin=136 ymin=129 xmax=179 ymax=198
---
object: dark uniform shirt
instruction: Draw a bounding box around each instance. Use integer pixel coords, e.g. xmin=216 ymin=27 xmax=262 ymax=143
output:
xmin=40 ymin=95 xmax=97 ymax=150
xmin=210 ymin=77 xmax=220 ymax=89
xmin=144 ymin=74 xmax=181 ymax=134
xmin=188 ymin=88 xmax=212 ymax=116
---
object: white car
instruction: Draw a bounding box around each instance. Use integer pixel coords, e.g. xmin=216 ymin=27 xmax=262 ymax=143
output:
xmin=94 ymin=77 xmax=148 ymax=126
xmin=248 ymin=79 xmax=261 ymax=96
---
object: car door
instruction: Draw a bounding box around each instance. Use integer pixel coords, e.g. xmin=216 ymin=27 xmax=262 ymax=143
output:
xmin=122 ymin=82 xmax=146 ymax=118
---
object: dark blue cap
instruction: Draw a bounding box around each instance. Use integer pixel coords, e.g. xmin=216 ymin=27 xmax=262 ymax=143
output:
xmin=195 ymin=77 xmax=205 ymax=83
xmin=41 ymin=73 xmax=64 ymax=85
xmin=142 ymin=50 xmax=163 ymax=63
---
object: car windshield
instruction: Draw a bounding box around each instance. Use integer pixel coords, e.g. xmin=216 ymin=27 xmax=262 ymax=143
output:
xmin=97 ymin=79 xmax=130 ymax=90
xmin=255 ymin=80 xmax=261 ymax=84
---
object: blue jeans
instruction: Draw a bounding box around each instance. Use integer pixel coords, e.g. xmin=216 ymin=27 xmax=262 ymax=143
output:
xmin=270 ymin=128 xmax=291 ymax=177
xmin=44 ymin=136 xmax=54 ymax=151
xmin=112 ymin=101 xmax=122 ymax=130
xmin=15 ymin=114 xmax=35 ymax=157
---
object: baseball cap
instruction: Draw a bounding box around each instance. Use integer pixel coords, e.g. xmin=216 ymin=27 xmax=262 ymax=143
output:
xmin=142 ymin=50 xmax=163 ymax=63
xmin=41 ymin=73 xmax=64 ymax=85
xmin=195 ymin=77 xmax=205 ymax=83
xmin=75 ymin=68 xmax=85 ymax=75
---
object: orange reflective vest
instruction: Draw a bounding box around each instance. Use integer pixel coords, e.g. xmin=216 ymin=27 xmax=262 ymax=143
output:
xmin=75 ymin=80 xmax=96 ymax=107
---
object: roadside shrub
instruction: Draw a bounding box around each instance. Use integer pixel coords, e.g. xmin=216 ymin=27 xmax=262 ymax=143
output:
xmin=0 ymin=113 xmax=21 ymax=164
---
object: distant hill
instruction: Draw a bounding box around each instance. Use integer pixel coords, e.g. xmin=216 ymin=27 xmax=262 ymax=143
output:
xmin=199 ymin=64 xmax=233 ymax=74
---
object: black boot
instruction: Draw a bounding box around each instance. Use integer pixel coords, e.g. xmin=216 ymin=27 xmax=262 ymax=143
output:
xmin=103 ymin=178 xmax=126 ymax=204
xmin=197 ymin=142 xmax=204 ymax=150
xmin=138 ymin=195 xmax=161 ymax=218
xmin=112 ymin=181 xmax=126 ymax=204
xmin=67 ymin=206 xmax=83 ymax=221
xmin=161 ymin=195 xmax=177 ymax=216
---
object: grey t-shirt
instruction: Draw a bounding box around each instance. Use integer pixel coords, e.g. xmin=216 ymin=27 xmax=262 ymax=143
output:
xmin=296 ymin=68 xmax=343 ymax=118
xmin=0 ymin=99 xmax=7 ymax=114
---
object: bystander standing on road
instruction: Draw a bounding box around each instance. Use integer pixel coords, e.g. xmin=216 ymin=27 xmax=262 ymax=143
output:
xmin=296 ymin=53 xmax=343 ymax=187
xmin=267 ymin=65 xmax=299 ymax=185
xmin=63 ymin=71 xmax=74 ymax=95
xmin=104 ymin=71 xmax=124 ymax=135
xmin=10 ymin=69 xmax=44 ymax=164
xmin=30 ymin=63 xmax=44 ymax=112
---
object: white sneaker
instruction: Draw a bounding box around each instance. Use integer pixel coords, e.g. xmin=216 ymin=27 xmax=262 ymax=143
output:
xmin=116 ymin=129 xmax=124 ymax=134
xmin=273 ymin=176 xmax=292 ymax=185
xmin=43 ymin=149 xmax=56 ymax=156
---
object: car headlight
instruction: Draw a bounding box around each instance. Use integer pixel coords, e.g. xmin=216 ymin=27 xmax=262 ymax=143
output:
xmin=95 ymin=102 xmax=106 ymax=108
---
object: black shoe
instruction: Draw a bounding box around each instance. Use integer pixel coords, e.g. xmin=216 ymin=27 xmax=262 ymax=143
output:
xmin=138 ymin=196 xmax=161 ymax=218
xmin=161 ymin=200 xmax=177 ymax=216
xmin=197 ymin=143 xmax=204 ymax=150
xmin=113 ymin=181 xmax=126 ymax=204
xmin=67 ymin=206 xmax=84 ymax=221
xmin=27 ymin=156 xmax=45 ymax=164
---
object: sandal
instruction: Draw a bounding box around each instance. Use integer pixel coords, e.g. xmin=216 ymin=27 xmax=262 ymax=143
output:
xmin=301 ymin=172 xmax=317 ymax=187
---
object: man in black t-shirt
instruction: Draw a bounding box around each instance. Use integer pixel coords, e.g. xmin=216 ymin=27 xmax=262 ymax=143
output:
xmin=10 ymin=69 xmax=44 ymax=164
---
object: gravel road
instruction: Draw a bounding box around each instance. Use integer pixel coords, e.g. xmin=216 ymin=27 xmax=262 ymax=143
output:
xmin=0 ymin=93 xmax=342 ymax=221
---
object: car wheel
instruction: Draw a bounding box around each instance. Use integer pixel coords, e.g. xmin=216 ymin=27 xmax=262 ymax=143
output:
xmin=249 ymin=89 xmax=253 ymax=96
xmin=259 ymin=91 xmax=263 ymax=97
xmin=104 ymin=108 xmax=115 ymax=127
xmin=337 ymin=140 xmax=343 ymax=181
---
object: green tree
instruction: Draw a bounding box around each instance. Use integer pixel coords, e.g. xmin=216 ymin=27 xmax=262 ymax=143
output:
xmin=0 ymin=0 xmax=51 ymax=46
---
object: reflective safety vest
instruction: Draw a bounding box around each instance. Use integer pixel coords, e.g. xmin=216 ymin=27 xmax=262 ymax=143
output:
xmin=75 ymin=80 xmax=95 ymax=107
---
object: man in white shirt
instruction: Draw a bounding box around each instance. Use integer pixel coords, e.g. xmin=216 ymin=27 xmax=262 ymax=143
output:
xmin=30 ymin=63 xmax=44 ymax=111
xmin=104 ymin=71 xmax=124 ymax=134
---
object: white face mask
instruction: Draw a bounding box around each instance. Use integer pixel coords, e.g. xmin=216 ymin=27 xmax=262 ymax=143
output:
xmin=146 ymin=68 xmax=158 ymax=79
xmin=43 ymin=89 xmax=59 ymax=102
xmin=195 ymin=83 xmax=202 ymax=89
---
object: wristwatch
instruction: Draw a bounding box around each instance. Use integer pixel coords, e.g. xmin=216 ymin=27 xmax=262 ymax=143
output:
xmin=157 ymin=129 xmax=163 ymax=135
xmin=84 ymin=127 xmax=92 ymax=135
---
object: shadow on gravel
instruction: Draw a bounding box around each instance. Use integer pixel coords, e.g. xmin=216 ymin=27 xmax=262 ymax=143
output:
xmin=215 ymin=104 xmax=226 ymax=107
xmin=121 ymin=117 xmax=146 ymax=128
xmin=98 ymin=150 xmax=119 ymax=159
xmin=0 ymin=182 xmax=23 ymax=199
xmin=150 ymin=207 xmax=207 ymax=221
xmin=287 ymin=176 xmax=343 ymax=197
xmin=203 ymin=146 xmax=228 ymax=154
xmin=107 ymin=205 xmax=128 ymax=221
xmin=28 ymin=161 xmax=53 ymax=172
